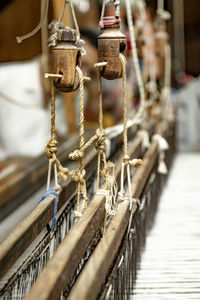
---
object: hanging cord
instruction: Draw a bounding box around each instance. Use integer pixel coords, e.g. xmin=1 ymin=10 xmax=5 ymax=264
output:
xmin=16 ymin=0 xmax=49 ymax=43
xmin=44 ymin=74 xmax=88 ymax=219
xmin=125 ymin=0 xmax=146 ymax=123
xmin=16 ymin=0 xmax=86 ymax=55
xmin=45 ymin=80 xmax=69 ymax=181
xmin=72 ymin=66 xmax=88 ymax=217
xmin=92 ymin=63 xmax=119 ymax=230
xmin=118 ymin=54 xmax=142 ymax=208
xmin=96 ymin=68 xmax=108 ymax=192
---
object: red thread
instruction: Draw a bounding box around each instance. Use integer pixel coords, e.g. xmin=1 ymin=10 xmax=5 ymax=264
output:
xmin=99 ymin=18 xmax=121 ymax=29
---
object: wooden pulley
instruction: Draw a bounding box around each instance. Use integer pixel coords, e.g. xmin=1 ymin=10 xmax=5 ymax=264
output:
xmin=52 ymin=27 xmax=81 ymax=92
xmin=98 ymin=17 xmax=126 ymax=80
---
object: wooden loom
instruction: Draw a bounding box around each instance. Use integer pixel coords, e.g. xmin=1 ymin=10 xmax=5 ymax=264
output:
xmin=0 ymin=0 xmax=175 ymax=299
xmin=0 ymin=119 xmax=175 ymax=299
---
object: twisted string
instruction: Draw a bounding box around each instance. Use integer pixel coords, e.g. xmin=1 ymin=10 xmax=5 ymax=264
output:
xmin=119 ymin=53 xmax=142 ymax=204
xmin=74 ymin=66 xmax=88 ymax=215
xmin=45 ymin=81 xmax=69 ymax=181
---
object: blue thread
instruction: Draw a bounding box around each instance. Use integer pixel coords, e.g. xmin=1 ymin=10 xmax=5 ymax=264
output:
xmin=39 ymin=187 xmax=58 ymax=232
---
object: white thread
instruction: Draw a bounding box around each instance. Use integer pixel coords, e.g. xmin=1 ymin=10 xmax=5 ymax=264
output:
xmin=105 ymin=284 xmax=112 ymax=300
xmin=118 ymin=255 xmax=124 ymax=268
xmin=127 ymin=164 xmax=133 ymax=209
xmin=118 ymin=162 xmax=132 ymax=209
xmin=105 ymin=138 xmax=111 ymax=158
xmin=153 ymin=134 xmax=169 ymax=174
xmin=97 ymin=179 xmax=118 ymax=216
xmin=73 ymin=210 xmax=82 ymax=218
xmin=153 ymin=134 xmax=169 ymax=151
xmin=137 ymin=130 xmax=150 ymax=150
xmin=46 ymin=159 xmax=52 ymax=191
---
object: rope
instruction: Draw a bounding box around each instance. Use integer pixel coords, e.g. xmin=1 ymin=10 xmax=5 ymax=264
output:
xmin=16 ymin=0 xmax=49 ymax=43
xmin=118 ymin=53 xmax=142 ymax=205
xmin=120 ymin=54 xmax=128 ymax=158
xmin=45 ymin=80 xmax=69 ymax=181
xmin=73 ymin=66 xmax=88 ymax=216
xmin=125 ymin=0 xmax=146 ymax=120
xmin=152 ymin=134 xmax=169 ymax=174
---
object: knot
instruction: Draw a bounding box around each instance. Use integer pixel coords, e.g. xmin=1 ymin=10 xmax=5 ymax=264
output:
xmin=123 ymin=155 xmax=142 ymax=167
xmin=48 ymin=21 xmax=65 ymax=47
xmin=101 ymin=160 xmax=114 ymax=178
xmin=123 ymin=155 xmax=130 ymax=165
xmin=118 ymin=191 xmax=129 ymax=203
xmin=73 ymin=210 xmax=82 ymax=218
xmin=129 ymin=159 xmax=143 ymax=168
xmin=45 ymin=139 xmax=58 ymax=161
xmin=137 ymin=130 xmax=150 ymax=150
xmin=68 ymin=149 xmax=84 ymax=160
xmin=157 ymin=9 xmax=171 ymax=21
xmin=69 ymin=168 xmax=86 ymax=184
xmin=94 ymin=129 xmax=105 ymax=153
xmin=152 ymin=134 xmax=169 ymax=151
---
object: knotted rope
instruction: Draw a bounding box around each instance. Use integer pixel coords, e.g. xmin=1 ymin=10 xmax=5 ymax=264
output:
xmin=94 ymin=66 xmax=119 ymax=228
xmin=118 ymin=54 xmax=142 ymax=207
xmin=45 ymin=81 xmax=69 ymax=182
xmin=71 ymin=66 xmax=88 ymax=217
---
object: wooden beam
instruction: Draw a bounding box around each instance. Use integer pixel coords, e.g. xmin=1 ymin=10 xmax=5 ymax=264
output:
xmin=24 ymin=194 xmax=106 ymax=300
xmin=67 ymin=200 xmax=130 ymax=300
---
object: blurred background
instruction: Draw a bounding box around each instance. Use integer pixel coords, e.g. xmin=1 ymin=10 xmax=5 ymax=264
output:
xmin=0 ymin=0 xmax=200 ymax=164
